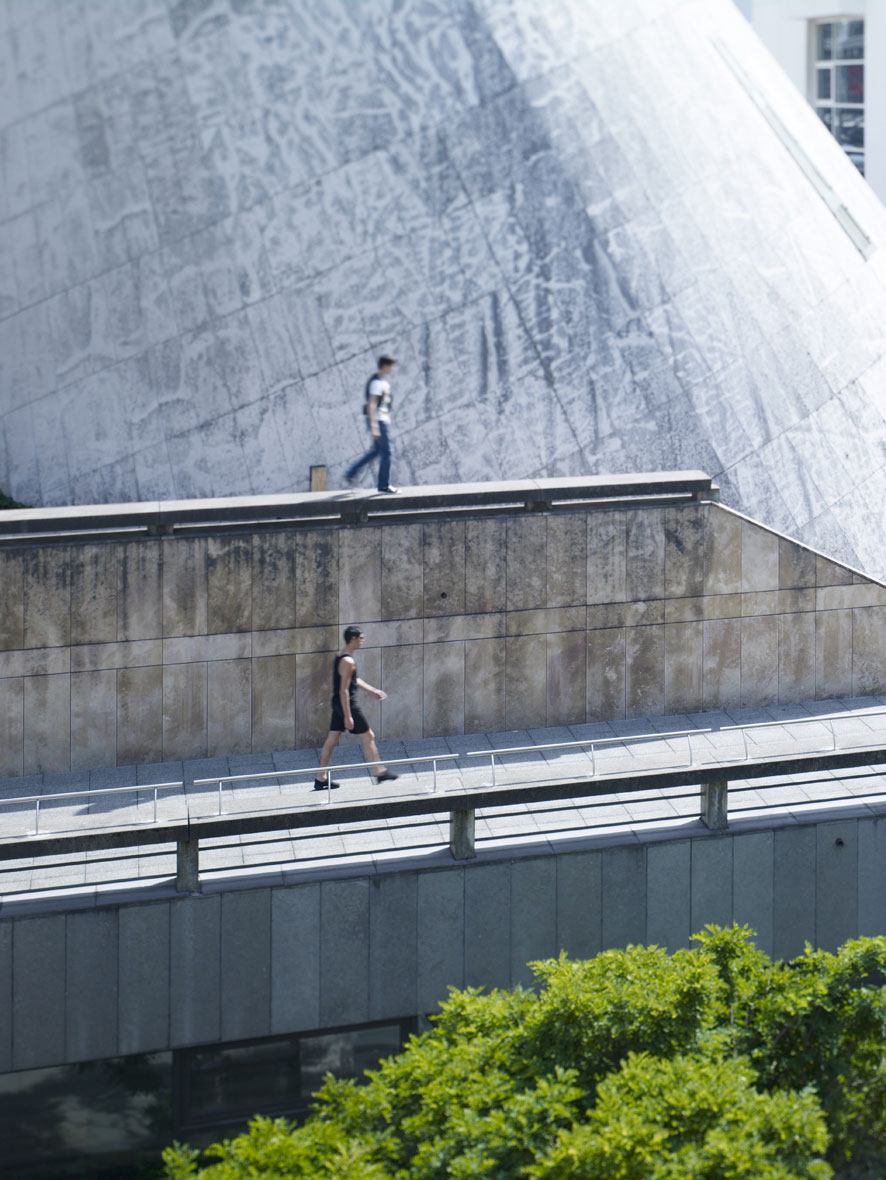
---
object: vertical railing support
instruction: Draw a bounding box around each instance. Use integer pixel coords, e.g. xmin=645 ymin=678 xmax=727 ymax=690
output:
xmin=177 ymin=839 xmax=200 ymax=892
xmin=701 ymin=779 xmax=728 ymax=830
xmin=450 ymin=809 xmax=476 ymax=860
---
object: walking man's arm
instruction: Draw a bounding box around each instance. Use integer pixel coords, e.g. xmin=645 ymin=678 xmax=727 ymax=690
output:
xmin=355 ymin=676 xmax=387 ymax=702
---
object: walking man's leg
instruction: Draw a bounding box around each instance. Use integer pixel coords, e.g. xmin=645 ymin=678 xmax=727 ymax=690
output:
xmin=346 ymin=433 xmax=381 ymax=483
xmin=359 ymin=729 xmax=398 ymax=783
xmin=376 ymin=424 xmax=392 ymax=491
xmin=315 ymin=730 xmax=342 ymax=790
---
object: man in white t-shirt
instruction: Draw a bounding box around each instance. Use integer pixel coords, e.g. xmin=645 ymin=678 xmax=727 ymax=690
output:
xmin=344 ymin=355 xmax=398 ymax=493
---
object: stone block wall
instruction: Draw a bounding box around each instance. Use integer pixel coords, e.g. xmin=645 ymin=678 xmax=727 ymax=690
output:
xmin=1 ymin=500 xmax=885 ymax=777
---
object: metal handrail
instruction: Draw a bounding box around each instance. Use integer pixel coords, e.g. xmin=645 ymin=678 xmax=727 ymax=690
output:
xmin=466 ymin=727 xmax=712 ymax=786
xmin=720 ymin=708 xmax=886 ymax=761
xmin=193 ymin=753 xmax=460 ymax=813
xmin=0 ymin=780 xmax=183 ymax=835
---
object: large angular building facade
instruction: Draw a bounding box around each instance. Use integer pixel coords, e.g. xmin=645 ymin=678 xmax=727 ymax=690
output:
xmin=2 ymin=0 xmax=886 ymax=576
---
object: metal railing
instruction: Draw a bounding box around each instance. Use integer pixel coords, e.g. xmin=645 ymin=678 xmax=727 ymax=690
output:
xmin=192 ymin=753 xmax=460 ymax=814
xmin=0 ymin=780 xmax=183 ymax=836
xmin=466 ymin=727 xmax=712 ymax=785
xmin=721 ymin=708 xmax=886 ymax=760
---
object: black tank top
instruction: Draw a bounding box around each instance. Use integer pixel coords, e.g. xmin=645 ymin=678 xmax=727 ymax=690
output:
xmin=332 ymin=653 xmax=358 ymax=708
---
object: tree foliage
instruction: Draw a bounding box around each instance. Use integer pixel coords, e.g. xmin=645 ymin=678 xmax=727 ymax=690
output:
xmin=164 ymin=927 xmax=886 ymax=1180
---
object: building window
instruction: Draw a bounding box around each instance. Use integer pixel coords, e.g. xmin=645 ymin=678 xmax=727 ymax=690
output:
xmin=811 ymin=18 xmax=864 ymax=175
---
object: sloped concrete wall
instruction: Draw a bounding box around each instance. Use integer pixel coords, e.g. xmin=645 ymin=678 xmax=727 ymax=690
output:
xmin=1 ymin=498 xmax=885 ymax=776
xmin=2 ymin=0 xmax=886 ymax=579
xmin=1 ymin=811 xmax=885 ymax=1070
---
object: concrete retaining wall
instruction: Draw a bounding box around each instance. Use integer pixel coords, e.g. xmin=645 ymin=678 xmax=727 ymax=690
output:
xmin=2 ymin=812 xmax=885 ymax=1070
xmin=2 ymin=499 xmax=886 ymax=776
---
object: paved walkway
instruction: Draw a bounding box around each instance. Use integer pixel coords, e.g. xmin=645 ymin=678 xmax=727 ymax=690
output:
xmin=2 ymin=696 xmax=886 ymax=913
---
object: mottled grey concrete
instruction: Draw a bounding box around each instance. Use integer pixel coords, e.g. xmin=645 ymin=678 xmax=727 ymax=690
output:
xmin=2 ymin=0 xmax=886 ymax=588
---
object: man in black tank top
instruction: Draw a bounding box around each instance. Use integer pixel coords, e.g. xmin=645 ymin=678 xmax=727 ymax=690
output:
xmin=314 ymin=626 xmax=399 ymax=790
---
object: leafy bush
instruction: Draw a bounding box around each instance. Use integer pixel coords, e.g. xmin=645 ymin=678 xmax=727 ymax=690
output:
xmin=164 ymin=927 xmax=886 ymax=1180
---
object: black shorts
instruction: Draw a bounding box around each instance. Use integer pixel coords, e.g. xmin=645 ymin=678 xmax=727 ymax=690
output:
xmin=329 ymin=702 xmax=370 ymax=735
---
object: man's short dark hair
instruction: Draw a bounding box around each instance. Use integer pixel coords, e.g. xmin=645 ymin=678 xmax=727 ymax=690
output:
xmin=378 ymin=355 xmax=396 ymax=368
xmin=344 ymin=625 xmax=363 ymax=643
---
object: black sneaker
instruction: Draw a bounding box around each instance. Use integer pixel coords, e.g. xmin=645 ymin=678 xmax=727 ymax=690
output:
xmin=314 ymin=778 xmax=340 ymax=791
xmin=345 ymin=472 xmax=358 ymax=487
xmin=378 ymin=486 xmax=399 ymax=494
xmin=375 ymin=770 xmax=399 ymax=783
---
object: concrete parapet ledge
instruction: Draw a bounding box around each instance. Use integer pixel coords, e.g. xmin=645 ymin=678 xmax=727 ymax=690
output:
xmin=0 ymin=472 xmax=718 ymax=545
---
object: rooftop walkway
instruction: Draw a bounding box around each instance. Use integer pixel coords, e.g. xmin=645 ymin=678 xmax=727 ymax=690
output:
xmin=2 ymin=696 xmax=886 ymax=915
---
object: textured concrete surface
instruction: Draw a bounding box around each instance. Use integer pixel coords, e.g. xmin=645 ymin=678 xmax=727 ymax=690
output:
xmin=1 ymin=0 xmax=886 ymax=580
xmin=2 ymin=498 xmax=886 ymax=775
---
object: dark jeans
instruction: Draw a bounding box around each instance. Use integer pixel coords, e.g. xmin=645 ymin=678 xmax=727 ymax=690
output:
xmin=346 ymin=421 xmax=392 ymax=490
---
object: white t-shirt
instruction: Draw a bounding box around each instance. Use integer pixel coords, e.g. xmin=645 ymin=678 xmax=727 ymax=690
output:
xmin=367 ymin=376 xmax=392 ymax=422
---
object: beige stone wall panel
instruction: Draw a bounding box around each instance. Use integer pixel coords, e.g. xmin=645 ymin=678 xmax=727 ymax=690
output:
xmin=815 ymin=609 xmax=853 ymax=699
xmin=423 ymin=641 xmax=465 ymax=737
xmin=0 ymin=551 xmax=24 ymax=651
xmin=23 ymin=674 xmax=71 ymax=774
xmin=546 ymin=630 xmax=586 ymax=726
xmin=587 ymin=510 xmax=625 ymax=605
xmin=506 ymin=517 xmax=546 ymax=612
xmin=71 ymin=639 xmax=162 ymax=673
xmin=704 ymin=509 xmax=741 ymax=596
xmin=0 ymin=648 xmax=70 ymax=677
xmin=816 ymin=583 xmax=886 ymax=610
xmin=464 ymin=638 xmax=506 ymax=733
xmin=626 ymin=624 xmax=665 ymax=717
xmin=816 ymin=554 xmax=854 ymax=586
xmin=0 ymin=678 xmax=24 ymax=777
xmin=852 ymin=606 xmax=886 ymax=695
xmin=506 ymin=606 xmax=585 ymax=637
xmin=623 ymin=600 xmax=665 ymax=627
xmin=505 ymin=634 xmax=546 ymax=730
xmin=665 ymin=621 xmax=704 ymax=715
xmin=779 ymin=539 xmax=816 ymax=590
xmin=162 ymin=663 xmax=208 ymax=761
xmin=294 ymin=651 xmax=331 ymax=748
xmin=664 ymin=504 xmax=704 ymax=599
xmin=587 ymin=627 xmax=626 ymax=721
xmin=587 ymin=603 xmax=626 ymax=630
xmin=117 ymin=665 xmax=163 ymax=765
xmin=625 ymin=510 xmax=665 ymax=603
xmin=23 ymin=547 xmax=71 ymax=650
xmin=381 ymin=524 xmax=422 ymax=621
xmin=703 ymin=618 xmax=741 ymax=710
xmin=465 ymin=519 xmax=507 ymax=614
xmin=546 ymin=514 xmax=587 ymax=608
xmin=117 ymin=542 xmax=162 ymax=641
xmin=162 ymin=538 xmax=207 ymax=639
xmin=70 ymin=545 xmax=118 ymax=646
xmin=339 ymin=528 xmax=381 ymax=626
xmin=251 ymin=626 xmax=337 ymax=658
xmin=777 ymin=613 xmax=815 ymax=703
xmin=294 ymin=531 xmax=338 ymax=628
xmin=252 ymin=534 xmax=297 ymax=632
xmin=380 ymin=644 xmax=423 ymax=739
xmin=70 ymin=669 xmax=117 ymax=771
xmin=741 ymin=588 xmax=815 ymax=617
xmin=423 ymin=613 xmax=504 ymax=644
xmin=251 ymin=655 xmax=296 ymax=753
xmin=208 ymin=660 xmax=252 ymax=757
xmin=207 ymin=537 xmax=252 ymax=635
xmin=740 ymin=616 xmax=778 ymax=707
xmin=423 ymin=520 xmax=465 ymax=618
xmin=162 ymin=633 xmax=250 ymax=666
xmin=740 ymin=520 xmax=779 ymax=593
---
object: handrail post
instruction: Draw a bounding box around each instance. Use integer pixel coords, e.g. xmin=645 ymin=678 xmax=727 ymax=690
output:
xmin=153 ymin=787 xmax=158 ymax=824
xmin=177 ymin=839 xmax=200 ymax=892
xmin=34 ymin=797 xmax=40 ymax=835
xmin=450 ymin=808 xmax=476 ymax=860
xmin=432 ymin=759 xmax=437 ymax=792
xmin=218 ymin=779 xmax=224 ymax=816
xmin=701 ymin=778 xmax=728 ymax=830
xmin=590 ymin=743 xmax=596 ymax=777
xmin=490 ymin=753 xmax=496 ymax=787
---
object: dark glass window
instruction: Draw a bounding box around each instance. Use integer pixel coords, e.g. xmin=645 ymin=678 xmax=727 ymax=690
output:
xmin=0 ymin=1053 xmax=173 ymax=1173
xmin=177 ymin=1017 xmax=416 ymax=1132
xmin=812 ymin=19 xmax=864 ymax=175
